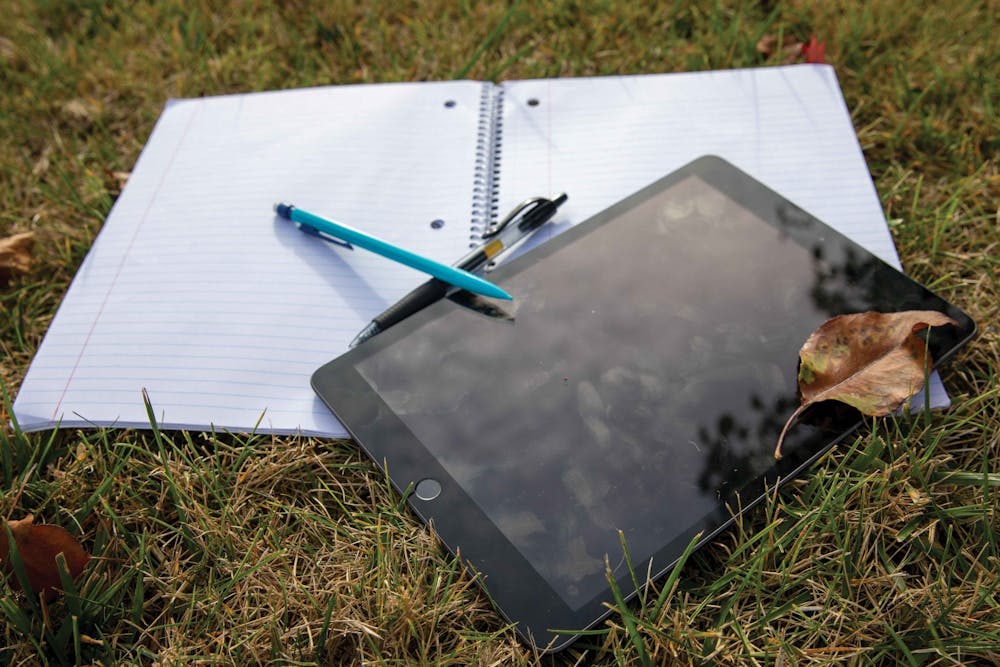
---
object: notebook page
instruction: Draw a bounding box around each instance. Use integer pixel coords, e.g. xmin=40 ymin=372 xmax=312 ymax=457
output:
xmin=14 ymin=81 xmax=485 ymax=436
xmin=495 ymin=64 xmax=948 ymax=406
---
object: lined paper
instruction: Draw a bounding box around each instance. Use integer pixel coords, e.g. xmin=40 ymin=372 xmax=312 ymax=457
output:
xmin=14 ymin=81 xmax=484 ymax=436
xmin=497 ymin=66 xmax=895 ymax=261
xmin=14 ymin=65 xmax=943 ymax=436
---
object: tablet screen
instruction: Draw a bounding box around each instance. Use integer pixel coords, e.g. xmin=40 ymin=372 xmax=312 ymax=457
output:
xmin=354 ymin=173 xmax=822 ymax=608
xmin=313 ymin=156 xmax=975 ymax=649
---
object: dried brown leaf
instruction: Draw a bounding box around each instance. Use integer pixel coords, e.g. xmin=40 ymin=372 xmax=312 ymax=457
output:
xmin=756 ymin=34 xmax=805 ymax=64
xmin=62 ymin=98 xmax=94 ymax=120
xmin=774 ymin=310 xmax=957 ymax=459
xmin=0 ymin=514 xmax=90 ymax=601
xmin=0 ymin=231 xmax=35 ymax=284
xmin=105 ymin=169 xmax=132 ymax=196
xmin=756 ymin=34 xmax=779 ymax=54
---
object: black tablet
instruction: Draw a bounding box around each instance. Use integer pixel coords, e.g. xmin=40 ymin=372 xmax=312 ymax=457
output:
xmin=311 ymin=156 xmax=976 ymax=651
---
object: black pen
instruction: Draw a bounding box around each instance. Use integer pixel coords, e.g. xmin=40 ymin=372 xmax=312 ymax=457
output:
xmin=349 ymin=193 xmax=568 ymax=347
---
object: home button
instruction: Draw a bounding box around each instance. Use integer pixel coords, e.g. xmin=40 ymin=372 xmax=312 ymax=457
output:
xmin=414 ymin=478 xmax=442 ymax=501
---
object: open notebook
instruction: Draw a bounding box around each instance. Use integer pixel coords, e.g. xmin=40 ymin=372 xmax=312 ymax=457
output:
xmin=14 ymin=64 xmax=943 ymax=436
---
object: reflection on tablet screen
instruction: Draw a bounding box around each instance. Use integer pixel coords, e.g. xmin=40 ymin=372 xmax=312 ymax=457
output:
xmin=357 ymin=175 xmax=852 ymax=608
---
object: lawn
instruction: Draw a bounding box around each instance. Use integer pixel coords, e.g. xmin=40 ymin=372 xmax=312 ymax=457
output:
xmin=1 ymin=1 xmax=998 ymax=664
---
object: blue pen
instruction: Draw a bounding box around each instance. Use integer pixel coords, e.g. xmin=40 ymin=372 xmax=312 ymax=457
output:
xmin=274 ymin=203 xmax=513 ymax=301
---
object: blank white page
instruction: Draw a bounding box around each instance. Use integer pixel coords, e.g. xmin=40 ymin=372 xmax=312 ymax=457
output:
xmin=14 ymin=81 xmax=485 ymax=436
xmin=496 ymin=64 xmax=948 ymax=406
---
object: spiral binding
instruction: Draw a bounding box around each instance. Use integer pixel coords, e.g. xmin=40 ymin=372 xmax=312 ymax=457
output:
xmin=469 ymin=85 xmax=504 ymax=247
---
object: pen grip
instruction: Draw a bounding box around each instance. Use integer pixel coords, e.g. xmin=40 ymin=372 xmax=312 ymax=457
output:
xmin=373 ymin=279 xmax=449 ymax=330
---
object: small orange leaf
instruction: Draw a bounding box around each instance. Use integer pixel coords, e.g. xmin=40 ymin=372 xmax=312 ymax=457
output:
xmin=774 ymin=310 xmax=957 ymax=459
xmin=1 ymin=514 xmax=90 ymax=601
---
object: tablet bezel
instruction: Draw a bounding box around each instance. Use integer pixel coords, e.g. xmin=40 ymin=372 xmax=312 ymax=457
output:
xmin=311 ymin=155 xmax=976 ymax=651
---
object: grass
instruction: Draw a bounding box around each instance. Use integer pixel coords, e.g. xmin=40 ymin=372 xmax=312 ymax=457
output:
xmin=1 ymin=0 xmax=998 ymax=664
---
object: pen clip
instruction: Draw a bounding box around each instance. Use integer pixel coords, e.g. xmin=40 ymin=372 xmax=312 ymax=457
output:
xmin=480 ymin=197 xmax=548 ymax=240
xmin=298 ymin=222 xmax=354 ymax=250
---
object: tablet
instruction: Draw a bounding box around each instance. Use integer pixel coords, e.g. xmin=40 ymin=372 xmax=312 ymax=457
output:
xmin=311 ymin=156 xmax=976 ymax=652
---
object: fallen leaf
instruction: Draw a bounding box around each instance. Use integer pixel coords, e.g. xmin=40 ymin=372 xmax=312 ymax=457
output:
xmin=802 ymin=35 xmax=827 ymax=64
xmin=756 ymin=34 xmax=776 ymax=54
xmin=62 ymin=97 xmax=103 ymax=121
xmin=774 ymin=310 xmax=957 ymax=459
xmin=105 ymin=169 xmax=132 ymax=195
xmin=0 ymin=231 xmax=35 ymax=284
xmin=756 ymin=34 xmax=805 ymax=64
xmin=1 ymin=514 xmax=90 ymax=601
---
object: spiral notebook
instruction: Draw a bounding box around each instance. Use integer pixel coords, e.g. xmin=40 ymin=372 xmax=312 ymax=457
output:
xmin=13 ymin=64 xmax=940 ymax=436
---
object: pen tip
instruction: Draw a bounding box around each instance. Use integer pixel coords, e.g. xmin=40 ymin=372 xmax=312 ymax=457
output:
xmin=274 ymin=202 xmax=294 ymax=219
